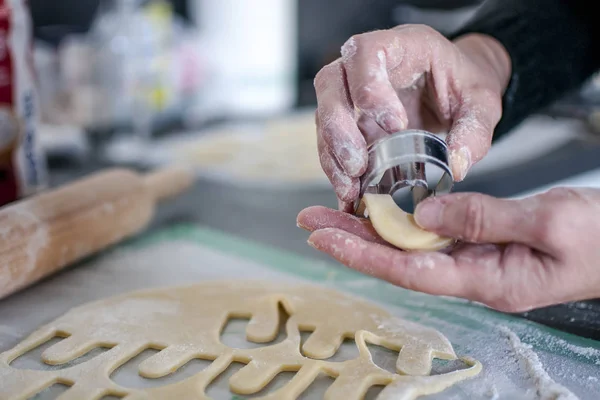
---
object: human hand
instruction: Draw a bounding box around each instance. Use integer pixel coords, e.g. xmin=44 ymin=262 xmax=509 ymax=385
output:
xmin=297 ymin=187 xmax=600 ymax=312
xmin=314 ymin=24 xmax=511 ymax=212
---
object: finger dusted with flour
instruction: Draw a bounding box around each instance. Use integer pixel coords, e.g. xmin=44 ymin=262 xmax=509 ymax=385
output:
xmin=314 ymin=60 xmax=366 ymax=211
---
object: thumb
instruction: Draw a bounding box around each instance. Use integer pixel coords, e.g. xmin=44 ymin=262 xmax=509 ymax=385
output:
xmin=414 ymin=193 xmax=537 ymax=244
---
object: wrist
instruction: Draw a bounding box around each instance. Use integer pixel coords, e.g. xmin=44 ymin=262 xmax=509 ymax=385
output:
xmin=453 ymin=33 xmax=512 ymax=95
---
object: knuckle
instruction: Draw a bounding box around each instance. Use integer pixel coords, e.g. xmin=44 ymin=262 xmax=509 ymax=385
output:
xmin=396 ymin=23 xmax=432 ymax=34
xmin=462 ymin=194 xmax=488 ymax=242
xmin=313 ymin=61 xmax=341 ymax=91
xmin=413 ymin=23 xmax=438 ymax=35
xmin=352 ymin=85 xmax=380 ymax=108
xmin=341 ymin=34 xmax=361 ymax=59
xmin=345 ymin=32 xmax=377 ymax=49
xmin=342 ymin=31 xmax=388 ymax=63
xmin=405 ymin=24 xmax=444 ymax=41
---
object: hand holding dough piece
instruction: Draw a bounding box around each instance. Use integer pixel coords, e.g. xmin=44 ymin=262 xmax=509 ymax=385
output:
xmin=362 ymin=194 xmax=455 ymax=251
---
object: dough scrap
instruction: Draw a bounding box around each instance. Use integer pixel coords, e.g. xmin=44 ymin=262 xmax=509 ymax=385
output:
xmin=362 ymin=194 xmax=454 ymax=251
xmin=0 ymin=281 xmax=481 ymax=399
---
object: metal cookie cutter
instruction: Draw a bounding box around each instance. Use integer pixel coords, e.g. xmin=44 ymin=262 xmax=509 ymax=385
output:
xmin=355 ymin=129 xmax=454 ymax=215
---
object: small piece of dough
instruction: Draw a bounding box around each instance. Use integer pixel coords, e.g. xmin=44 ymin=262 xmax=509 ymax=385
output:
xmin=362 ymin=193 xmax=454 ymax=251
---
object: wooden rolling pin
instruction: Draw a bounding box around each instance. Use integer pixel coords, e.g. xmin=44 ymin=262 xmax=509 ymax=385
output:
xmin=0 ymin=166 xmax=194 ymax=300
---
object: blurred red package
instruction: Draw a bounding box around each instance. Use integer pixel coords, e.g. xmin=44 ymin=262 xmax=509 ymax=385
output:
xmin=0 ymin=0 xmax=47 ymax=207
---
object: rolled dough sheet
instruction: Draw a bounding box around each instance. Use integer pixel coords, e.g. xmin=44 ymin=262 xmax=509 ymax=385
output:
xmin=362 ymin=194 xmax=454 ymax=251
xmin=0 ymin=281 xmax=481 ymax=400
xmin=164 ymin=112 xmax=328 ymax=187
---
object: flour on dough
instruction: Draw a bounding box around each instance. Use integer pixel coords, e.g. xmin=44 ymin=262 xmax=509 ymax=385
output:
xmin=0 ymin=281 xmax=480 ymax=399
xmin=362 ymin=194 xmax=454 ymax=251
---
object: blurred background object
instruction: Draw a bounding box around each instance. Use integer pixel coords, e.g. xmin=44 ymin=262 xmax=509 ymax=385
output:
xmin=0 ymin=0 xmax=49 ymax=207
xmin=186 ymin=0 xmax=297 ymax=122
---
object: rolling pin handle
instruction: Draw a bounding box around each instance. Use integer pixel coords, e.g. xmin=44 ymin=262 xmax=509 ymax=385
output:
xmin=143 ymin=166 xmax=195 ymax=203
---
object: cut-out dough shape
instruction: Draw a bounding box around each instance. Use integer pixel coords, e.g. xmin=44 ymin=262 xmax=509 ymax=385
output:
xmin=0 ymin=281 xmax=481 ymax=399
xmin=362 ymin=194 xmax=455 ymax=251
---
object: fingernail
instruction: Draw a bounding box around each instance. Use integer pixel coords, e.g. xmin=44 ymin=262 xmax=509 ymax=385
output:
xmin=449 ymin=147 xmax=471 ymax=181
xmin=414 ymin=199 xmax=444 ymax=230
xmin=377 ymin=112 xmax=405 ymax=132
xmin=307 ymin=238 xmax=317 ymax=249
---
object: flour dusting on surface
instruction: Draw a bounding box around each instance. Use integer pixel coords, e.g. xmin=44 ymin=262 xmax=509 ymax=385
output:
xmin=522 ymin=332 xmax=600 ymax=363
xmin=500 ymin=326 xmax=579 ymax=400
